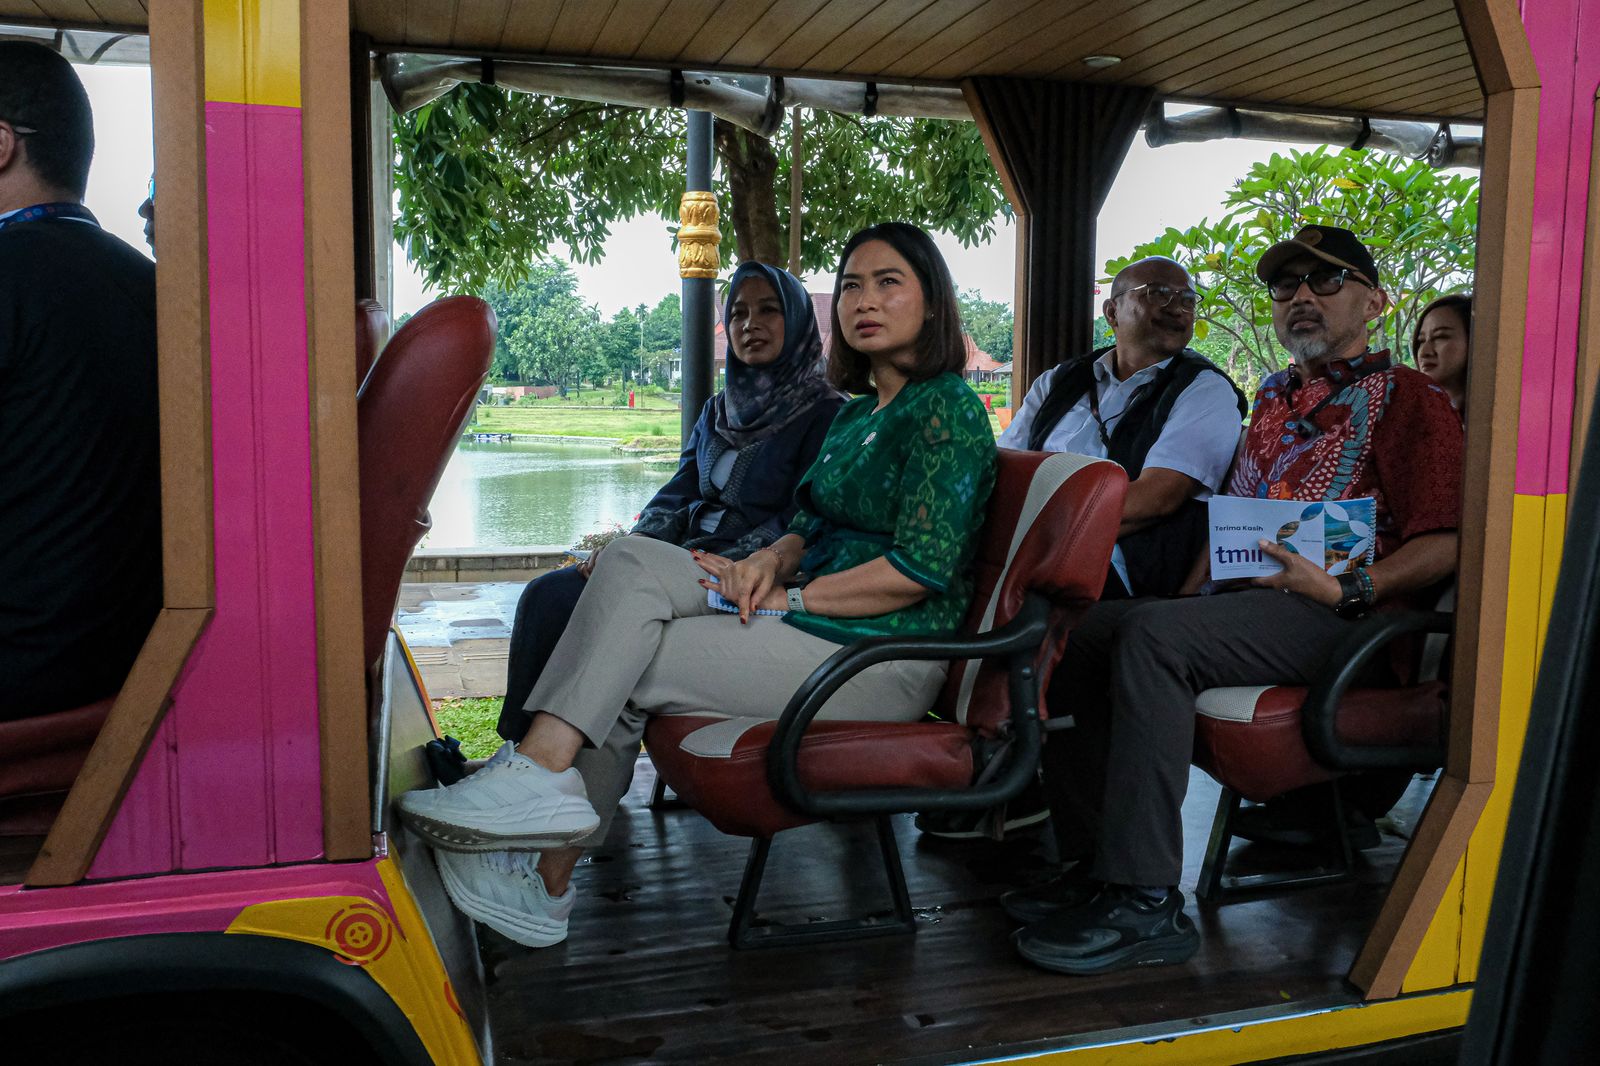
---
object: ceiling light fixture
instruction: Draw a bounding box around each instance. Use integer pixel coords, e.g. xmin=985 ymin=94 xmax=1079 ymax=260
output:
xmin=1083 ymin=55 xmax=1122 ymax=69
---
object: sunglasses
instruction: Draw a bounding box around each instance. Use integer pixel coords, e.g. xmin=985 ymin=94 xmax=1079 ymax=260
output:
xmin=1267 ymin=267 xmax=1373 ymax=302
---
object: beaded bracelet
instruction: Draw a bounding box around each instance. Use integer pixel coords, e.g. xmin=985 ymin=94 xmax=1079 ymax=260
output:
xmin=1354 ymin=565 xmax=1376 ymax=605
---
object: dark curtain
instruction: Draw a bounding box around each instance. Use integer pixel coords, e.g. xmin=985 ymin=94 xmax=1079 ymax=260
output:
xmin=963 ymin=78 xmax=1155 ymax=399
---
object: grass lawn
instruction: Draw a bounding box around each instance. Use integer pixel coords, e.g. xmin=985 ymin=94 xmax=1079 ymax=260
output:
xmin=433 ymin=697 xmax=505 ymax=759
xmin=472 ymin=405 xmax=1004 ymax=442
xmin=508 ymin=391 xmax=680 ymax=410
xmin=471 ymin=405 xmax=682 ymax=443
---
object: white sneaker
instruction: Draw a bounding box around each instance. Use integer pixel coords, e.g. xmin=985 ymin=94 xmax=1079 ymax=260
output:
xmin=399 ymin=752 xmax=599 ymax=851
xmin=436 ymin=849 xmax=574 ymax=947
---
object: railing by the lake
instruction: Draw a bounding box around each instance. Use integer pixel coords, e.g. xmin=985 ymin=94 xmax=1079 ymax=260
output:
xmin=406 ymin=547 xmax=573 ymax=583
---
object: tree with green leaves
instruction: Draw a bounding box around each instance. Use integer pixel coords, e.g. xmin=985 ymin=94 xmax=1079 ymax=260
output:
xmin=393 ymin=84 xmax=1009 ymax=292
xmin=957 ymin=290 xmax=1014 ymax=363
xmin=484 ymin=262 xmax=603 ymax=397
xmin=1104 ymin=147 xmax=1477 ymax=389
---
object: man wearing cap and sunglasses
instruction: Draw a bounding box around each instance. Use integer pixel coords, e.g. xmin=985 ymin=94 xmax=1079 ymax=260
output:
xmin=1 ymin=41 xmax=161 ymax=722
xmin=1005 ymin=225 xmax=1462 ymax=977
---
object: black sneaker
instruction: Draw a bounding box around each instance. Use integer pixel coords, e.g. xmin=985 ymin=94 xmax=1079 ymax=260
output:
xmin=999 ymin=863 xmax=1101 ymax=925
xmin=1013 ymin=886 xmax=1199 ymax=976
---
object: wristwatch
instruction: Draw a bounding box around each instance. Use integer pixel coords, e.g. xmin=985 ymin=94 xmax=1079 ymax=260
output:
xmin=1334 ymin=570 xmax=1372 ymax=618
xmin=786 ymin=586 xmax=806 ymax=613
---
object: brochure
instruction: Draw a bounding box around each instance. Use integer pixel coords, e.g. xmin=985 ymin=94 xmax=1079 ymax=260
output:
xmin=704 ymin=575 xmax=787 ymax=617
xmin=1207 ymin=496 xmax=1376 ymax=580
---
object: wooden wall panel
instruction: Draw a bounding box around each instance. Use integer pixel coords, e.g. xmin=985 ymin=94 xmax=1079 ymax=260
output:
xmin=404 ymin=1 xmax=457 ymax=49
xmin=450 ymin=0 xmax=512 ymax=51
xmin=761 ymin=0 xmax=937 ymax=72
xmin=718 ymin=0 xmax=830 ymax=68
xmin=622 ymin=0 xmax=717 ymax=62
xmin=494 ymin=0 xmax=561 ymax=55
xmin=545 ymin=0 xmax=624 ymax=58
xmin=344 ymin=0 xmax=1488 ymax=120
xmin=302 ymin=0 xmax=371 ymax=861
xmin=1170 ymin=3 xmax=1455 ymax=101
xmin=1352 ymin=50 xmax=1540 ymax=994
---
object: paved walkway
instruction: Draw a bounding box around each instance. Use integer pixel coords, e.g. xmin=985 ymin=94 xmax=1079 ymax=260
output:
xmin=396 ymin=582 xmax=521 ymax=700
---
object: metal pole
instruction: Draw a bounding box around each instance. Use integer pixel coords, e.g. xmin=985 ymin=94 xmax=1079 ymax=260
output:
xmin=679 ymin=111 xmax=718 ymax=441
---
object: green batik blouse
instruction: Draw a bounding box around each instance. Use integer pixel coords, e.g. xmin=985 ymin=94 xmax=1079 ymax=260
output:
xmin=784 ymin=371 xmax=997 ymax=645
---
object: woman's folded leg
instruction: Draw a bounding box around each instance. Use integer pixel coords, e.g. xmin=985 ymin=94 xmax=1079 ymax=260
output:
xmin=631 ymin=614 xmax=947 ymax=723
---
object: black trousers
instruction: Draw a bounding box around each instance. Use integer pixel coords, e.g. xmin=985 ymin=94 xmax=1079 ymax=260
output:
xmin=496 ymin=565 xmax=588 ymax=744
xmin=1041 ymin=590 xmax=1358 ymax=887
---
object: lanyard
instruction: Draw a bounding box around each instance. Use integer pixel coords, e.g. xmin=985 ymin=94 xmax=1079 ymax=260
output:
xmin=0 ymin=202 xmax=100 ymax=234
xmin=1085 ymin=349 xmax=1156 ymax=450
xmin=1284 ymin=352 xmax=1386 ymax=439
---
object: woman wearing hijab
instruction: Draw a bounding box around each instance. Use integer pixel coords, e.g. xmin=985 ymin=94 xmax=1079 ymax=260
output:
xmin=450 ymin=263 xmax=842 ymax=944
xmin=404 ymin=224 xmax=997 ymax=950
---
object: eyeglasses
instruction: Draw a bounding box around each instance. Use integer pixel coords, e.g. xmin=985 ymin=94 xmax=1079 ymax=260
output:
xmin=1267 ymin=268 xmax=1373 ymax=302
xmin=2 ymin=118 xmax=39 ymax=135
xmin=1113 ymin=282 xmax=1201 ymax=311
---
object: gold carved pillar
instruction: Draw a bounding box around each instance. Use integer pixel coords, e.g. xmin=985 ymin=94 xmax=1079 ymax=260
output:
xmin=677 ymin=190 xmax=720 ymax=279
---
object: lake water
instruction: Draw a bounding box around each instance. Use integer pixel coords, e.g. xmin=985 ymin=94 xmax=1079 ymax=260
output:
xmin=424 ymin=439 xmax=669 ymax=550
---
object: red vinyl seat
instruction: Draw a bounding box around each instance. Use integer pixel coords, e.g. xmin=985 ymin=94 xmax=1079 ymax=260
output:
xmin=358 ymin=295 xmax=496 ymax=673
xmin=0 ymin=700 xmax=113 ymax=837
xmin=1191 ymin=603 xmax=1453 ymax=899
xmin=644 ymin=450 xmax=1126 ymax=947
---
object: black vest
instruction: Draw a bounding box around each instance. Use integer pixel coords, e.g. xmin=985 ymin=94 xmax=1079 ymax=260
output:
xmin=1027 ymin=346 xmax=1247 ymax=598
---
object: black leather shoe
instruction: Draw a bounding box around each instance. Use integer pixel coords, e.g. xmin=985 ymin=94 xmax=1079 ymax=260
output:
xmin=1013 ymin=886 xmax=1199 ymax=976
xmin=999 ymin=864 xmax=1101 ymax=925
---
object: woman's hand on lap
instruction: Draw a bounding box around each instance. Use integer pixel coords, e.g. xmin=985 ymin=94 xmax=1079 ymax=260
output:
xmin=695 ymin=549 xmax=779 ymax=624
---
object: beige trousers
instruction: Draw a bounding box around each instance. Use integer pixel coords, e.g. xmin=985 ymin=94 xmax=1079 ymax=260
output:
xmin=525 ymin=535 xmax=947 ymax=844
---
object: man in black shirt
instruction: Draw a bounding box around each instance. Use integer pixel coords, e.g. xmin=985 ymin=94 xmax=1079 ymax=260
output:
xmin=0 ymin=41 xmax=161 ymax=719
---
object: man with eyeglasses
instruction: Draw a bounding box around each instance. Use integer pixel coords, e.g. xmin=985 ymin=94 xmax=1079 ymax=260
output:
xmin=1006 ymin=226 xmax=1462 ymax=977
xmin=918 ymin=258 xmax=1249 ymax=845
xmin=998 ymin=256 xmax=1246 ymax=600
xmin=0 ymin=41 xmax=161 ymax=722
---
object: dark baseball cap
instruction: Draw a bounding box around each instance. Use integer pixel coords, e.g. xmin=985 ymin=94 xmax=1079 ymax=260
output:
xmin=1256 ymin=225 xmax=1381 ymax=288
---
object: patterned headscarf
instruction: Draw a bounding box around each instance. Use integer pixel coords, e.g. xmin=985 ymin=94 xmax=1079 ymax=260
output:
xmin=712 ymin=261 xmax=840 ymax=448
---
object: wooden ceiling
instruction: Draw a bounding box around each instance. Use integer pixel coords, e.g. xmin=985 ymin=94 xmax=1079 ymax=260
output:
xmin=0 ymin=1 xmax=1485 ymax=121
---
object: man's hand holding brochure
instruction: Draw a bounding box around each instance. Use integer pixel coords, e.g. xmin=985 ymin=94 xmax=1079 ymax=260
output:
xmin=1206 ymin=496 xmax=1377 ymax=605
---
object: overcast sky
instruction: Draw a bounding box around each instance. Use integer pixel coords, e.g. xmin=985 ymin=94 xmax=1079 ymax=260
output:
xmin=79 ymin=63 xmax=1309 ymax=320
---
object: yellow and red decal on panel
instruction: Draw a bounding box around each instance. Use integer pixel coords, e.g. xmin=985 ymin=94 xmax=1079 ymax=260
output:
xmin=225 ymin=859 xmax=480 ymax=1066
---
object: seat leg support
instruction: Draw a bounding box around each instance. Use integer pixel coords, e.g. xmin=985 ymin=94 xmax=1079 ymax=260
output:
xmin=1200 ymin=781 xmax=1358 ymax=903
xmin=1196 ymin=787 xmax=1240 ymax=903
xmin=727 ymin=818 xmax=919 ymax=950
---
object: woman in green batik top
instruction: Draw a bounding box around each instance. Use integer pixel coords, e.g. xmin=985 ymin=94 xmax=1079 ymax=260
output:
xmin=399 ymin=223 xmax=997 ymax=947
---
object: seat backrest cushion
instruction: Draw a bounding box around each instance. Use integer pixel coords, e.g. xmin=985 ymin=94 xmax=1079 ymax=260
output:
xmin=931 ymin=450 xmax=1126 ymax=733
xmin=358 ymin=296 xmax=496 ymax=670
xmin=355 ymin=298 xmax=392 ymax=389
xmin=0 ymin=699 xmax=113 ymax=836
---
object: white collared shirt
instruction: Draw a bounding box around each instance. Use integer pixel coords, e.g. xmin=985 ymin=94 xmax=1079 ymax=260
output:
xmin=998 ymin=349 xmax=1243 ymax=592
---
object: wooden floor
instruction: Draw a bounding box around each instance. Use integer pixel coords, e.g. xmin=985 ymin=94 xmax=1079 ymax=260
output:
xmin=483 ymin=764 xmax=1433 ymax=1065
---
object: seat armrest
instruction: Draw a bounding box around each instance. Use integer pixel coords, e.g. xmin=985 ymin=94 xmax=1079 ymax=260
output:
xmin=767 ymin=594 xmax=1053 ymax=819
xmin=1301 ymin=610 xmax=1454 ymax=770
